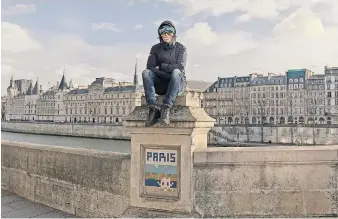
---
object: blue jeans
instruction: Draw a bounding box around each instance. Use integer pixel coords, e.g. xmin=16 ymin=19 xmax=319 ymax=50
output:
xmin=142 ymin=69 xmax=185 ymax=107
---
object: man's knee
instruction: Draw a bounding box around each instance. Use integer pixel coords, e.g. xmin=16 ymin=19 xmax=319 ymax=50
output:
xmin=171 ymin=69 xmax=182 ymax=79
xmin=142 ymin=69 xmax=153 ymax=78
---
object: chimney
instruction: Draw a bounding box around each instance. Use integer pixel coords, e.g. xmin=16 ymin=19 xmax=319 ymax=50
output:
xmin=268 ymin=73 xmax=273 ymax=80
xmin=56 ymin=81 xmax=60 ymax=89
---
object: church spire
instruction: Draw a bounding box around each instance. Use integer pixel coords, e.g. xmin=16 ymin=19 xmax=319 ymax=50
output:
xmin=9 ymin=72 xmax=14 ymax=87
xmin=26 ymin=80 xmax=33 ymax=95
xmin=58 ymin=66 xmax=69 ymax=91
xmin=32 ymin=77 xmax=40 ymax=95
xmin=133 ymin=58 xmax=139 ymax=86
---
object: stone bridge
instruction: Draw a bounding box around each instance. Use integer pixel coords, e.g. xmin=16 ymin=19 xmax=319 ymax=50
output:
xmin=2 ymin=91 xmax=338 ymax=218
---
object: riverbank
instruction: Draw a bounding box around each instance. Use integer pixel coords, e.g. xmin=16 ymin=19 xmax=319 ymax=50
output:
xmin=1 ymin=121 xmax=130 ymax=140
xmin=2 ymin=121 xmax=338 ymax=145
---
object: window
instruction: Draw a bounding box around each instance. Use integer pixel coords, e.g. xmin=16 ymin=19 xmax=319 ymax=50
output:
xmin=328 ymin=92 xmax=332 ymax=97
xmin=289 ymin=79 xmax=293 ymax=83
xmin=299 ymin=84 xmax=303 ymax=89
xmin=289 ymin=84 xmax=293 ymax=89
xmin=294 ymin=79 xmax=298 ymax=83
xmin=294 ymin=84 xmax=298 ymax=89
xmin=300 ymin=78 xmax=304 ymax=83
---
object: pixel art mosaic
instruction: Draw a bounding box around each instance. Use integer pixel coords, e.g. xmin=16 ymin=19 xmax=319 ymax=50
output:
xmin=142 ymin=148 xmax=179 ymax=198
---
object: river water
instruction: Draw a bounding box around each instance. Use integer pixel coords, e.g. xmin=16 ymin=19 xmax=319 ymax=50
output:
xmin=1 ymin=132 xmax=131 ymax=153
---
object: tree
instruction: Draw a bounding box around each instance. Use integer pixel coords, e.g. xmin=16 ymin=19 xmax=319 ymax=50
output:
xmin=255 ymin=92 xmax=270 ymax=143
xmin=285 ymin=90 xmax=297 ymax=144
xmin=234 ymin=96 xmax=251 ymax=142
xmin=304 ymin=95 xmax=322 ymax=145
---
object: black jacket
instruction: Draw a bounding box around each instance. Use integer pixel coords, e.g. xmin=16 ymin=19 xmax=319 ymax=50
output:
xmin=146 ymin=21 xmax=187 ymax=81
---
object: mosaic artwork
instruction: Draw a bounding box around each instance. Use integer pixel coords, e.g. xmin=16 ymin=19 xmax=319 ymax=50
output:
xmin=142 ymin=148 xmax=179 ymax=198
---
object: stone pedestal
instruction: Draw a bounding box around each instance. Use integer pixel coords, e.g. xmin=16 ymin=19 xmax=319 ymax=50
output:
xmin=123 ymin=90 xmax=215 ymax=214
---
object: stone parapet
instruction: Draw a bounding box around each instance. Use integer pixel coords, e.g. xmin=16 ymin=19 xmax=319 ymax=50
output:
xmin=1 ymin=140 xmax=131 ymax=218
xmin=194 ymin=145 xmax=338 ymax=217
xmin=2 ymin=140 xmax=337 ymax=217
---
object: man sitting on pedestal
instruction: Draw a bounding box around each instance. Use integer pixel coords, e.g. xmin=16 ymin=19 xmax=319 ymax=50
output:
xmin=142 ymin=20 xmax=187 ymax=127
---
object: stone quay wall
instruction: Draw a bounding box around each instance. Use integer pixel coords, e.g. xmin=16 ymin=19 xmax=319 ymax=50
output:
xmin=1 ymin=141 xmax=131 ymax=218
xmin=1 ymin=121 xmax=130 ymax=140
xmin=194 ymin=146 xmax=338 ymax=217
xmin=2 ymin=140 xmax=337 ymax=217
xmin=211 ymin=125 xmax=338 ymax=145
xmin=2 ymin=122 xmax=338 ymax=145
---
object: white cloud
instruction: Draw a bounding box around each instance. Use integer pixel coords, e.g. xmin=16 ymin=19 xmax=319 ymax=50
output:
xmin=2 ymin=4 xmax=36 ymax=16
xmin=2 ymin=2 xmax=338 ymax=93
xmin=91 ymin=22 xmax=123 ymax=32
xmin=134 ymin=24 xmax=143 ymax=29
xmin=1 ymin=22 xmax=42 ymax=52
xmin=1 ymin=22 xmax=148 ymax=93
xmin=273 ymin=8 xmax=325 ymax=37
xmin=181 ymin=22 xmax=218 ymax=45
xmin=177 ymin=8 xmax=337 ymax=80
xmin=160 ymin=0 xmax=317 ymax=21
xmin=313 ymin=0 xmax=338 ymax=25
xmin=180 ymin=22 xmax=256 ymax=56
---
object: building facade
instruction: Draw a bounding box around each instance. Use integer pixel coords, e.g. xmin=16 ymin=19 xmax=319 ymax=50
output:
xmin=1 ymin=96 xmax=7 ymax=121
xmin=4 ymin=65 xmax=337 ymax=126
xmin=4 ymin=65 xmax=143 ymax=124
xmin=204 ymin=66 xmax=338 ymax=125
xmin=63 ymin=77 xmax=143 ymax=124
xmin=325 ymin=66 xmax=338 ymax=118
xmin=6 ymin=76 xmax=40 ymax=121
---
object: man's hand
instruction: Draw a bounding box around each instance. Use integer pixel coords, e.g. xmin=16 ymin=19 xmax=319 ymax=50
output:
xmin=160 ymin=63 xmax=170 ymax=73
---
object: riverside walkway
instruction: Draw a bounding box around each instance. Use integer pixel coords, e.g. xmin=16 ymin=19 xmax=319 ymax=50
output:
xmin=1 ymin=189 xmax=76 ymax=218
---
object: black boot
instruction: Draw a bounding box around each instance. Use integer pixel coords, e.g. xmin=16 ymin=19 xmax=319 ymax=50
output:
xmin=145 ymin=105 xmax=160 ymax=127
xmin=158 ymin=105 xmax=171 ymax=125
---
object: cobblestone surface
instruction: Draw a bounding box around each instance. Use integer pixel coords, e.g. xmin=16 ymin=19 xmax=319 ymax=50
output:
xmin=1 ymin=189 xmax=77 ymax=218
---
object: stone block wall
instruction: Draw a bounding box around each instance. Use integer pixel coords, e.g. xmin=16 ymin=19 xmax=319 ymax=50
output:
xmin=194 ymin=146 xmax=338 ymax=217
xmin=212 ymin=125 xmax=338 ymax=145
xmin=1 ymin=141 xmax=131 ymax=218
xmin=2 ymin=141 xmax=337 ymax=217
xmin=1 ymin=122 xmax=130 ymax=140
xmin=3 ymin=122 xmax=338 ymax=145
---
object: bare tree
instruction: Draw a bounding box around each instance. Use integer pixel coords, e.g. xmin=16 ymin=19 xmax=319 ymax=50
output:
xmin=234 ymin=96 xmax=251 ymax=142
xmin=256 ymin=93 xmax=270 ymax=143
xmin=1 ymin=100 xmax=7 ymax=121
xmin=275 ymin=98 xmax=280 ymax=142
xmin=304 ymin=95 xmax=322 ymax=145
xmin=285 ymin=90 xmax=297 ymax=144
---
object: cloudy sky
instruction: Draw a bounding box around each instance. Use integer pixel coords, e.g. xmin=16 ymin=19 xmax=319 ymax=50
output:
xmin=1 ymin=0 xmax=338 ymax=94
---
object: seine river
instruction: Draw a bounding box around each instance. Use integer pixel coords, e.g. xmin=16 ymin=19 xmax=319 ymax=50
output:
xmin=1 ymin=132 xmax=131 ymax=153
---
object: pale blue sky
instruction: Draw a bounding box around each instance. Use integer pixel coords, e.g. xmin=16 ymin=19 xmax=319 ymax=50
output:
xmin=1 ymin=0 xmax=338 ymax=93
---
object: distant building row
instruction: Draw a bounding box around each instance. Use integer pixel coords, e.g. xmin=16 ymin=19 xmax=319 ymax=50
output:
xmin=2 ymin=65 xmax=338 ymax=126
xmin=203 ymin=66 xmax=338 ymax=125
xmin=2 ymin=64 xmax=143 ymax=124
